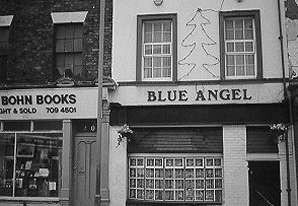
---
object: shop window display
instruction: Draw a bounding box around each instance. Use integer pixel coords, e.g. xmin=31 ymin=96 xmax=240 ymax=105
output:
xmin=0 ymin=133 xmax=62 ymax=197
xmin=128 ymin=155 xmax=223 ymax=203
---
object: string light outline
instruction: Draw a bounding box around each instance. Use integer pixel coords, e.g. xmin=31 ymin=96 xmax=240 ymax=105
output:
xmin=178 ymin=0 xmax=225 ymax=80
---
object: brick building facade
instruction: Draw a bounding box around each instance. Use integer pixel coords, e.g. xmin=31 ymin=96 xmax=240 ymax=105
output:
xmin=0 ymin=0 xmax=112 ymax=85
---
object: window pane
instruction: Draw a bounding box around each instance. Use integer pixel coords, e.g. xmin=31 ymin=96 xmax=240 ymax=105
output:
xmin=55 ymin=40 xmax=65 ymax=52
xmin=226 ymin=43 xmax=234 ymax=52
xmin=226 ymin=66 xmax=235 ymax=76
xmin=245 ymin=42 xmax=253 ymax=52
xmin=74 ymin=39 xmax=82 ymax=52
xmin=226 ymin=55 xmax=235 ymax=66
xmin=144 ymin=23 xmax=152 ymax=43
xmin=236 ymin=55 xmax=244 ymax=65
xmin=57 ymin=66 xmax=64 ymax=77
xmin=244 ymin=19 xmax=253 ymax=39
xmin=154 ymin=22 xmax=162 ymax=32
xmin=163 ymin=57 xmax=171 ymax=67
xmin=236 ymin=66 xmax=245 ymax=75
xmin=65 ymin=54 xmax=74 ymax=68
xmin=235 ymin=19 xmax=243 ymax=29
xmin=246 ymin=65 xmax=255 ymax=75
xmin=56 ymin=54 xmax=65 ymax=66
xmin=244 ymin=19 xmax=253 ymax=29
xmin=163 ymin=45 xmax=170 ymax=54
xmin=64 ymin=40 xmax=73 ymax=52
xmin=144 ymin=57 xmax=152 ymax=67
xmin=153 ymin=57 xmax=161 ymax=67
xmin=74 ymin=25 xmax=83 ymax=38
xmin=3 ymin=122 xmax=30 ymax=131
xmin=225 ymin=30 xmax=234 ymax=40
xmin=163 ymin=22 xmax=171 ymax=32
xmin=235 ymin=29 xmax=243 ymax=40
xmin=144 ymin=23 xmax=152 ymax=33
xmin=245 ymin=29 xmax=253 ymax=40
xmin=143 ymin=68 xmax=152 ymax=78
xmin=235 ymin=42 xmax=244 ymax=52
xmin=34 ymin=121 xmax=62 ymax=131
xmin=162 ymin=68 xmax=171 ymax=77
xmin=144 ymin=33 xmax=152 ymax=43
xmin=0 ymin=134 xmax=15 ymax=197
xmin=153 ymin=45 xmax=161 ymax=54
xmin=74 ymin=53 xmax=82 ymax=66
xmin=163 ymin=32 xmax=171 ymax=42
xmin=0 ymin=28 xmax=9 ymax=47
xmin=65 ymin=25 xmax=74 ymax=38
xmin=246 ymin=54 xmax=254 ymax=64
xmin=225 ymin=20 xmax=233 ymax=29
xmin=56 ymin=26 xmax=65 ymax=39
xmin=153 ymin=23 xmax=162 ymax=42
xmin=153 ymin=68 xmax=162 ymax=77
xmin=153 ymin=32 xmax=162 ymax=43
xmin=145 ymin=45 xmax=152 ymax=55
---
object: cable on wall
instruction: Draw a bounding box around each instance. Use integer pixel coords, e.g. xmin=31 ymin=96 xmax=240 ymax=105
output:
xmin=178 ymin=0 xmax=225 ymax=80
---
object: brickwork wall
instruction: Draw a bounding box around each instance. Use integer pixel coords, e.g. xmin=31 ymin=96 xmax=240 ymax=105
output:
xmin=223 ymin=125 xmax=249 ymax=206
xmin=0 ymin=0 xmax=112 ymax=85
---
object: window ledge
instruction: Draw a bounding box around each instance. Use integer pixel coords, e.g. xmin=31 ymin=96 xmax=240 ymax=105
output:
xmin=126 ymin=200 xmax=222 ymax=206
xmin=0 ymin=197 xmax=59 ymax=202
xmin=117 ymin=78 xmax=285 ymax=86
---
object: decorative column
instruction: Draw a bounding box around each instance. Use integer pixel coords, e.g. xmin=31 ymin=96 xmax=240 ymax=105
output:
xmin=60 ymin=119 xmax=72 ymax=206
xmin=100 ymin=87 xmax=110 ymax=206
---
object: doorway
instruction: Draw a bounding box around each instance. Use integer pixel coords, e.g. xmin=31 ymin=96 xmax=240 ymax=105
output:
xmin=72 ymin=134 xmax=97 ymax=206
xmin=248 ymin=161 xmax=281 ymax=206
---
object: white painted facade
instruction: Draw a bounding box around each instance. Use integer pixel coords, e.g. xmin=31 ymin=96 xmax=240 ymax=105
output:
xmin=112 ymin=0 xmax=286 ymax=84
xmin=109 ymin=0 xmax=297 ymax=206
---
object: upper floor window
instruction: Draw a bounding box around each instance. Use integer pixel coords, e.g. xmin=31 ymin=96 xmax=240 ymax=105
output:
xmin=219 ymin=10 xmax=262 ymax=79
xmin=0 ymin=27 xmax=9 ymax=49
xmin=0 ymin=15 xmax=13 ymax=84
xmin=54 ymin=24 xmax=83 ymax=80
xmin=0 ymin=26 xmax=9 ymax=83
xmin=51 ymin=12 xmax=87 ymax=81
xmin=137 ymin=14 xmax=177 ymax=82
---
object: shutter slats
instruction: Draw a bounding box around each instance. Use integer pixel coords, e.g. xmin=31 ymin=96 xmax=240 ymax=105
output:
xmin=128 ymin=127 xmax=223 ymax=153
xmin=247 ymin=126 xmax=278 ymax=153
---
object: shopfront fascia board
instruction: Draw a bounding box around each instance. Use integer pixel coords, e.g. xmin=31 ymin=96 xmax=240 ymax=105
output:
xmin=0 ymin=87 xmax=98 ymax=120
xmin=109 ymin=82 xmax=285 ymax=106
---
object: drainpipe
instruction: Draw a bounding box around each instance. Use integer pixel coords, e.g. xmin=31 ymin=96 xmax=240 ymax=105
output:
xmin=96 ymin=0 xmax=105 ymax=205
xmin=278 ymin=0 xmax=292 ymax=206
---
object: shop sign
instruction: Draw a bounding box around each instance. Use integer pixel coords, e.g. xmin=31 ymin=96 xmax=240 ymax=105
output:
xmin=110 ymin=83 xmax=284 ymax=105
xmin=147 ymin=88 xmax=252 ymax=102
xmin=0 ymin=88 xmax=97 ymax=120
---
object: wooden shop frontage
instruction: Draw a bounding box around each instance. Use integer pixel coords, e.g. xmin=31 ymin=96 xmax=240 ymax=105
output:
xmin=0 ymin=87 xmax=101 ymax=206
xmin=108 ymin=83 xmax=296 ymax=206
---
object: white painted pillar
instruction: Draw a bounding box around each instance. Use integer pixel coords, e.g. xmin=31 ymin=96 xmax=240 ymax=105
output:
xmin=223 ymin=125 xmax=249 ymax=206
xmin=279 ymin=126 xmax=298 ymax=206
xmin=109 ymin=126 xmax=128 ymax=206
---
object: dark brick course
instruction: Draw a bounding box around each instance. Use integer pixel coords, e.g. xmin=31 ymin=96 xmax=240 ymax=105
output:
xmin=0 ymin=0 xmax=112 ymax=86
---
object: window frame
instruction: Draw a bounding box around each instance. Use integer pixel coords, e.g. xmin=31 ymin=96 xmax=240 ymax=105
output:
xmin=136 ymin=14 xmax=177 ymax=82
xmin=53 ymin=23 xmax=83 ymax=80
xmin=128 ymin=154 xmax=223 ymax=204
xmin=219 ymin=10 xmax=262 ymax=80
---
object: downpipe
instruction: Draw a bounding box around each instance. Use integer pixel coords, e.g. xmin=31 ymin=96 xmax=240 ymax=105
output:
xmin=278 ymin=0 xmax=292 ymax=206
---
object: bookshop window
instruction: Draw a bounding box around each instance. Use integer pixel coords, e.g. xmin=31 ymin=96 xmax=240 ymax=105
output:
xmin=0 ymin=133 xmax=62 ymax=197
xmin=128 ymin=155 xmax=223 ymax=203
